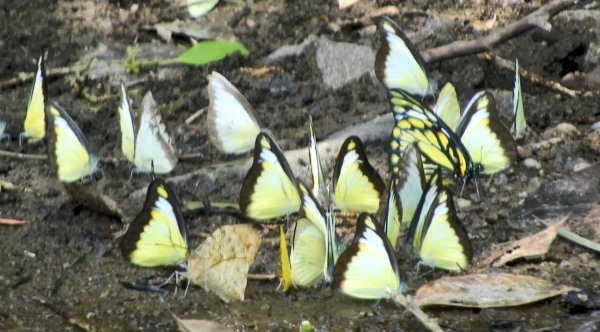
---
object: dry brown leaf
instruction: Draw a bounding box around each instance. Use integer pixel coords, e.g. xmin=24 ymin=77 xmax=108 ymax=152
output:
xmin=187 ymin=224 xmax=261 ymax=303
xmin=0 ymin=218 xmax=27 ymax=225
xmin=415 ymin=273 xmax=577 ymax=308
xmin=63 ymin=183 xmax=126 ymax=222
xmin=480 ymin=216 xmax=567 ymax=267
xmin=174 ymin=315 xmax=233 ymax=332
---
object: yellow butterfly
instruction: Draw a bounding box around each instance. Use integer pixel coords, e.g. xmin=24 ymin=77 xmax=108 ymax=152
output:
xmin=120 ymin=178 xmax=188 ymax=267
xmin=207 ymin=71 xmax=261 ymax=155
xmin=513 ymin=59 xmax=526 ymax=139
xmin=239 ymin=132 xmax=301 ymax=221
xmin=187 ymin=224 xmax=261 ymax=303
xmin=375 ymin=17 xmax=437 ymax=99
xmin=290 ymin=181 xmax=339 ymax=287
xmin=21 ymin=53 xmax=48 ymax=143
xmin=333 ymin=213 xmax=402 ymax=299
xmin=308 ymin=116 xmax=327 ymax=202
xmin=381 ymin=177 xmax=402 ymax=250
xmin=332 ymin=136 xmax=385 ymax=214
xmin=405 ymin=169 xmax=473 ymax=271
xmin=394 ymin=144 xmax=426 ymax=231
xmin=389 ymin=89 xmax=517 ymax=183
xmin=278 ymin=225 xmax=293 ymax=292
xmin=433 ymin=82 xmax=461 ymax=131
xmin=117 ymin=87 xmax=178 ymax=174
xmin=48 ymin=103 xmax=99 ymax=183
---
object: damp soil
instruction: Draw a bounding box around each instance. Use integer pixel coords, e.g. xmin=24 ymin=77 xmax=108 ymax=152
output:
xmin=1 ymin=0 xmax=600 ymax=331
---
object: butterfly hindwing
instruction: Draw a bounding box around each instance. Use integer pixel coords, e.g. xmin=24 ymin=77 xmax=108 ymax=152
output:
xmin=308 ymin=116 xmax=327 ymax=202
xmin=117 ymin=83 xmax=136 ymax=162
xmin=207 ymin=71 xmax=261 ymax=155
xmin=332 ymin=136 xmax=385 ymax=214
xmin=382 ymin=178 xmax=402 ymax=249
xmin=239 ymin=132 xmax=301 ymax=221
xmin=375 ymin=17 xmax=436 ymax=99
xmin=22 ymin=53 xmax=48 ymax=142
xmin=433 ymin=82 xmax=461 ymax=131
xmin=120 ymin=179 xmax=188 ymax=267
xmin=333 ymin=213 xmax=401 ymax=299
xmin=395 ymin=144 xmax=427 ymax=231
xmin=48 ymin=103 xmax=99 ymax=183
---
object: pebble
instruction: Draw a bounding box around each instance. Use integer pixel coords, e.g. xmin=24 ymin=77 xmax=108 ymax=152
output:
xmin=522 ymin=158 xmax=542 ymax=169
xmin=573 ymin=159 xmax=591 ymax=172
xmin=456 ymin=198 xmax=472 ymax=210
xmin=541 ymin=122 xmax=580 ymax=140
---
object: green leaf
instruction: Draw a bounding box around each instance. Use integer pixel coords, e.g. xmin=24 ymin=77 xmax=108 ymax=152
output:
xmin=175 ymin=40 xmax=249 ymax=66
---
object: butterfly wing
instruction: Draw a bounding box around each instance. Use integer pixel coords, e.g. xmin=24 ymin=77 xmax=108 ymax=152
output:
xmin=133 ymin=91 xmax=178 ymax=174
xmin=187 ymin=224 xmax=261 ymax=302
xmin=375 ymin=17 xmax=436 ymax=99
xmin=417 ymin=187 xmax=473 ymax=271
xmin=332 ymin=136 xmax=385 ymax=214
xmin=433 ymin=82 xmax=461 ymax=131
xmin=308 ymin=116 xmax=327 ymax=202
xmin=207 ymin=71 xmax=261 ymax=154
xmin=22 ymin=53 xmax=48 ymax=141
xmin=290 ymin=181 xmax=330 ymax=287
xmin=186 ymin=0 xmax=219 ymax=17
xmin=395 ymin=144 xmax=426 ymax=231
xmin=279 ymin=225 xmax=293 ymax=292
xmin=117 ymin=83 xmax=136 ymax=162
xmin=239 ymin=132 xmax=301 ymax=221
xmin=513 ymin=59 xmax=526 ymax=139
xmin=49 ymin=103 xmax=99 ymax=183
xmin=456 ymin=91 xmax=517 ymax=175
xmin=382 ymin=178 xmax=402 ymax=249
xmin=405 ymin=169 xmax=442 ymax=252
xmin=333 ymin=213 xmax=401 ymax=299
xmin=389 ymin=89 xmax=473 ymax=181
xmin=120 ymin=178 xmax=188 ymax=267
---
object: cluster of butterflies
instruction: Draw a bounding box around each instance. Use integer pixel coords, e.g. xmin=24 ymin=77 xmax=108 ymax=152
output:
xmin=18 ymin=52 xmax=179 ymax=183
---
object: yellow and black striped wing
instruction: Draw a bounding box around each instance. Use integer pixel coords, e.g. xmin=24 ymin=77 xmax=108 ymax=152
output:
xmin=332 ymin=136 xmax=385 ymax=214
xmin=333 ymin=213 xmax=401 ymax=299
xmin=389 ymin=89 xmax=474 ymax=181
xmin=239 ymin=132 xmax=301 ymax=221
xmin=120 ymin=178 xmax=188 ymax=267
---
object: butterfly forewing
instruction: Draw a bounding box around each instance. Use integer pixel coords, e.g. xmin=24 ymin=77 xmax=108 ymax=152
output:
xmin=117 ymin=83 xmax=136 ymax=162
xmin=22 ymin=53 xmax=48 ymax=142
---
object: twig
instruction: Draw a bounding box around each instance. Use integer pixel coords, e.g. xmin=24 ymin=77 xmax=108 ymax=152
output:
xmin=389 ymin=291 xmax=443 ymax=332
xmin=482 ymin=53 xmax=600 ymax=98
xmin=0 ymin=65 xmax=90 ymax=89
xmin=422 ymin=0 xmax=577 ymax=63
xmin=0 ymin=149 xmax=47 ymax=160
xmin=247 ymin=273 xmax=277 ymax=280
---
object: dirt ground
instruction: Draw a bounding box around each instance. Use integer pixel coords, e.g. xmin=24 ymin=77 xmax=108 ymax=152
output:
xmin=1 ymin=0 xmax=600 ymax=331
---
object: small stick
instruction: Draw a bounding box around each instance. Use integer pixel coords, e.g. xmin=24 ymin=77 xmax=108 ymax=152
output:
xmin=0 ymin=149 xmax=47 ymax=160
xmin=247 ymin=273 xmax=277 ymax=281
xmin=389 ymin=291 xmax=443 ymax=332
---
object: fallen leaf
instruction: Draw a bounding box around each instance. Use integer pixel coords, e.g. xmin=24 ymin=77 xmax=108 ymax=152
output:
xmin=173 ymin=315 xmax=232 ymax=332
xmin=415 ymin=273 xmax=577 ymax=308
xmin=63 ymin=183 xmax=126 ymax=222
xmin=471 ymin=15 xmax=497 ymax=32
xmin=0 ymin=218 xmax=27 ymax=225
xmin=481 ymin=216 xmax=567 ymax=267
xmin=187 ymin=224 xmax=261 ymax=303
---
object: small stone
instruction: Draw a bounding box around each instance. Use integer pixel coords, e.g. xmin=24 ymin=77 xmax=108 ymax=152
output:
xmin=573 ymin=159 xmax=592 ymax=172
xmin=541 ymin=122 xmax=580 ymax=140
xmin=260 ymin=304 xmax=270 ymax=311
xmin=456 ymin=197 xmax=472 ymax=210
xmin=522 ymin=158 xmax=541 ymax=169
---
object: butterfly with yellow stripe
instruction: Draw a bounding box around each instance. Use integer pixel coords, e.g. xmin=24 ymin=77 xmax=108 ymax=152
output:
xmin=405 ymin=169 xmax=473 ymax=271
xmin=47 ymin=103 xmax=99 ymax=183
xmin=278 ymin=225 xmax=293 ymax=292
xmin=512 ymin=59 xmax=526 ymax=139
xmin=308 ymin=116 xmax=327 ymax=203
xmin=333 ymin=213 xmax=403 ymax=299
xmin=239 ymin=132 xmax=301 ymax=221
xmin=389 ymin=89 xmax=516 ymax=184
xmin=290 ymin=181 xmax=339 ymax=287
xmin=332 ymin=136 xmax=385 ymax=214
xmin=120 ymin=178 xmax=188 ymax=268
xmin=21 ymin=53 xmax=48 ymax=144
xmin=381 ymin=177 xmax=402 ymax=250
xmin=375 ymin=17 xmax=437 ymax=99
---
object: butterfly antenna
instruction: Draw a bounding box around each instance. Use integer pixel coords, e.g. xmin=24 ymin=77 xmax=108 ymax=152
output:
xmin=460 ymin=180 xmax=466 ymax=197
xmin=18 ymin=133 xmax=25 ymax=146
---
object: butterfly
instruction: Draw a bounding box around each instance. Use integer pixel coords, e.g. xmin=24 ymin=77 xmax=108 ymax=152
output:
xmin=120 ymin=178 xmax=188 ymax=267
xmin=207 ymin=71 xmax=261 ymax=155
xmin=290 ymin=181 xmax=339 ymax=287
xmin=433 ymin=82 xmax=461 ymax=131
xmin=48 ymin=102 xmax=100 ymax=183
xmin=332 ymin=136 xmax=385 ymax=214
xmin=308 ymin=116 xmax=327 ymax=202
xmin=405 ymin=169 xmax=473 ymax=271
xmin=333 ymin=213 xmax=403 ymax=299
xmin=117 ymin=87 xmax=178 ymax=174
xmin=239 ymin=132 xmax=301 ymax=221
xmin=375 ymin=17 xmax=437 ymax=99
xmin=512 ymin=59 xmax=526 ymax=139
xmin=21 ymin=53 xmax=48 ymax=143
xmin=381 ymin=177 xmax=402 ymax=250
xmin=389 ymin=88 xmax=517 ymax=184
xmin=187 ymin=224 xmax=261 ymax=303
xmin=278 ymin=225 xmax=293 ymax=292
xmin=394 ymin=144 xmax=426 ymax=231
xmin=186 ymin=0 xmax=219 ymax=17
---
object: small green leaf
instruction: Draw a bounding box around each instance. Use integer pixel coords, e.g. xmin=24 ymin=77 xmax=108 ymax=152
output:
xmin=175 ymin=40 xmax=249 ymax=66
